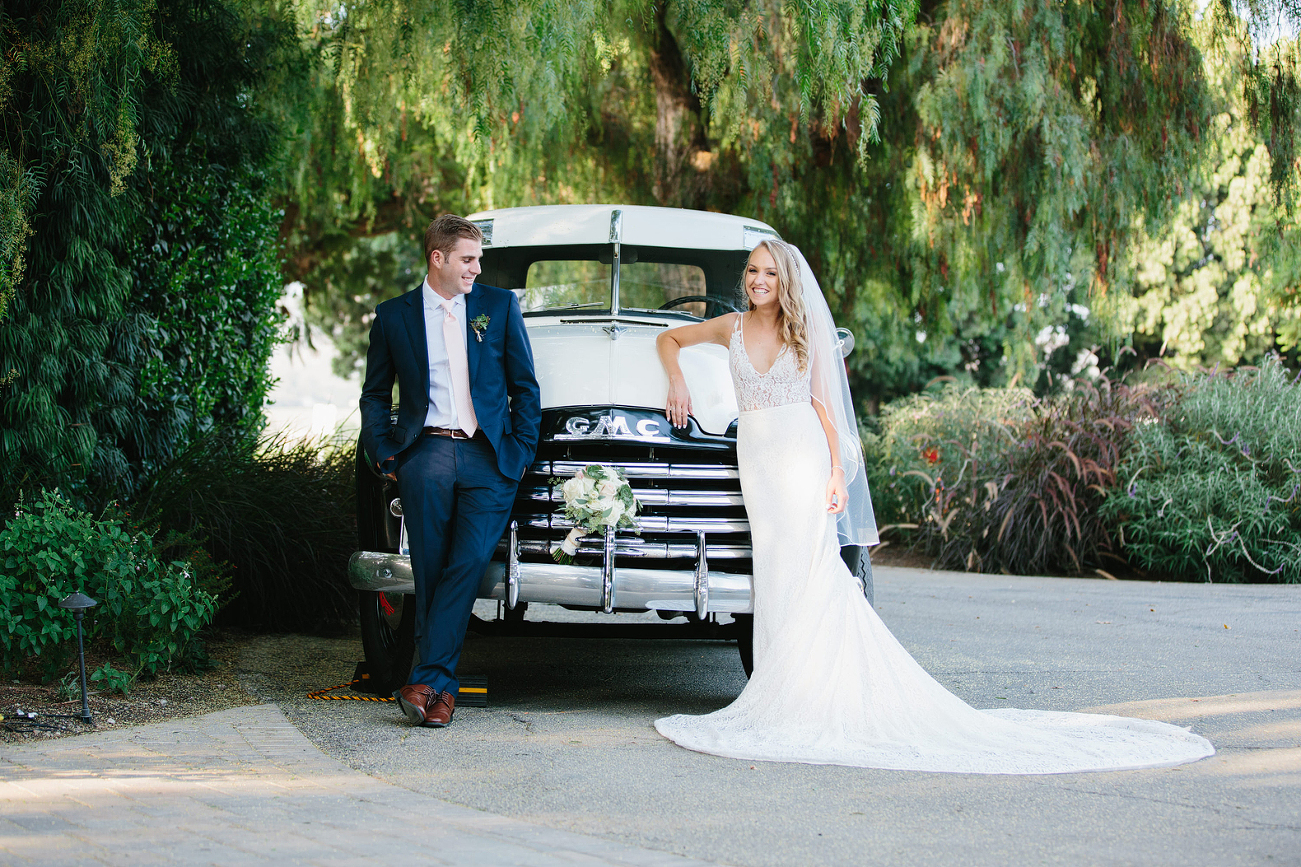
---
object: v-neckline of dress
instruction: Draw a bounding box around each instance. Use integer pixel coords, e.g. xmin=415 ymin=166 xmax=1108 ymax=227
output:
xmin=738 ymin=313 xmax=787 ymax=377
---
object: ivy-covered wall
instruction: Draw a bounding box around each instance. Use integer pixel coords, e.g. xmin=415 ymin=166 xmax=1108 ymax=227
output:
xmin=0 ymin=0 xmax=289 ymax=506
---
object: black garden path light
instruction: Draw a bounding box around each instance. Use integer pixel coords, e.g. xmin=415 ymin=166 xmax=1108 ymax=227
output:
xmin=58 ymin=591 xmax=97 ymax=724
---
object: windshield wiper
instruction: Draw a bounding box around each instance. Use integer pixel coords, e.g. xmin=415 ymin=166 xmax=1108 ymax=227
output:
xmin=525 ymin=302 xmax=608 ymax=314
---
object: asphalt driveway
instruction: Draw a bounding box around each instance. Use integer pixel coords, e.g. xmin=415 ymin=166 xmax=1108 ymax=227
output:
xmin=234 ymin=566 xmax=1301 ymax=867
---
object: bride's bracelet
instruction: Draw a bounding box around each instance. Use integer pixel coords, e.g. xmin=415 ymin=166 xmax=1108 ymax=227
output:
xmin=832 ymin=465 xmax=844 ymax=472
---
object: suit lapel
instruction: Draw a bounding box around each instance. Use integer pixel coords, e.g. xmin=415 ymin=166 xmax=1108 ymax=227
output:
xmin=465 ymin=285 xmax=481 ymax=385
xmin=400 ymin=286 xmax=431 ymax=398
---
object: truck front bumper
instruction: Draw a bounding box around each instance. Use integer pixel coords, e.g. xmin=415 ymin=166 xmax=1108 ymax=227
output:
xmin=348 ymin=527 xmax=753 ymax=616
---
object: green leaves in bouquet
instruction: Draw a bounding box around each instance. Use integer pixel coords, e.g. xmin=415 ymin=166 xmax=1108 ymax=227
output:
xmin=551 ymin=464 xmax=641 ymax=535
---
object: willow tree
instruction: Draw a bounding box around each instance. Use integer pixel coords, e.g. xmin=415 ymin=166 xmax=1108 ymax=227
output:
xmin=279 ymin=0 xmax=921 ymax=388
xmin=281 ymin=0 xmax=1299 ymax=398
xmin=279 ymin=0 xmax=914 ymax=227
xmin=1116 ymin=15 xmax=1301 ymax=367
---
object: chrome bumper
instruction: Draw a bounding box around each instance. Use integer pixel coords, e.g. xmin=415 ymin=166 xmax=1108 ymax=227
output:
xmin=348 ymin=531 xmax=753 ymax=615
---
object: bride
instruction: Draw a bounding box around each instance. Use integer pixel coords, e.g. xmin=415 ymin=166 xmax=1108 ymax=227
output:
xmin=652 ymin=238 xmax=1214 ymax=774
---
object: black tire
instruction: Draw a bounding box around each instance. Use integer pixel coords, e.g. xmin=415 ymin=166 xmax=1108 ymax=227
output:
xmin=355 ymin=438 xmax=385 ymax=550
xmin=734 ymin=613 xmax=754 ymax=677
xmin=358 ymin=590 xmax=416 ymax=695
xmin=840 ymin=544 xmax=874 ymax=607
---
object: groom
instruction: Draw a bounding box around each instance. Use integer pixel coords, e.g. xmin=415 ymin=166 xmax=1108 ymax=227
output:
xmin=359 ymin=214 xmax=541 ymax=728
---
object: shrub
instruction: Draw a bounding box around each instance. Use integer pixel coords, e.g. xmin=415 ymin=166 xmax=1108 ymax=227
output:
xmin=1101 ymin=358 xmax=1301 ymax=582
xmin=865 ymin=384 xmax=1035 ymax=533
xmin=0 ymin=0 xmax=289 ymax=511
xmin=131 ymin=429 xmax=358 ymax=633
xmin=0 ymin=489 xmax=218 ymax=680
xmin=867 ymin=377 xmax=1164 ymax=575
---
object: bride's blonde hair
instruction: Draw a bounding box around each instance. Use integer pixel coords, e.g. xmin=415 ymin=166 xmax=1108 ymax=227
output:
xmin=747 ymin=239 xmax=809 ymax=373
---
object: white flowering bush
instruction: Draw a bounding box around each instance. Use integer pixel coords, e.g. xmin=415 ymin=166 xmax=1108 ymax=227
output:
xmin=551 ymin=465 xmax=640 ymax=564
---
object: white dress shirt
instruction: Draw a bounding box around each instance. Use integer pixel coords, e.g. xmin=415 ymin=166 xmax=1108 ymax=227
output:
xmin=421 ymin=277 xmax=466 ymax=429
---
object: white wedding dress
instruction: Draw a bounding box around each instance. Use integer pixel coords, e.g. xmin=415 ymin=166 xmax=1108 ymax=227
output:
xmin=654 ymin=318 xmax=1215 ymax=774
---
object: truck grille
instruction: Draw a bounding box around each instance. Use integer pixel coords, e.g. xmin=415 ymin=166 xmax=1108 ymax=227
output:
xmin=503 ymin=431 xmax=751 ymax=573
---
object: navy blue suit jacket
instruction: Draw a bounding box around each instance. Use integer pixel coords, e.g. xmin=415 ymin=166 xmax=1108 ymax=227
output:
xmin=359 ymin=283 xmax=541 ymax=481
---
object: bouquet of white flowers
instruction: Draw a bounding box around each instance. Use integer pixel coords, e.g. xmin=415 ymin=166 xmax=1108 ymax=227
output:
xmin=551 ymin=464 xmax=641 ymax=564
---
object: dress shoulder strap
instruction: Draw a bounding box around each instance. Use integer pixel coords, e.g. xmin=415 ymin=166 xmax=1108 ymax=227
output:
xmin=731 ymin=311 xmax=744 ymax=335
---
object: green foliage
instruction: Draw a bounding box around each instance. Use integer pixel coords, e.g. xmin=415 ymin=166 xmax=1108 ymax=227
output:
xmin=1219 ymin=1 xmax=1301 ymax=202
xmin=301 ymin=231 xmax=423 ymax=378
xmin=129 ymin=157 xmax=286 ymax=444
xmin=90 ymin=661 xmax=136 ymax=695
xmin=0 ymin=0 xmax=291 ymax=508
xmin=275 ymin=0 xmax=1301 ymax=405
xmin=278 ymin=0 xmax=914 ymax=230
xmin=0 ymin=149 xmax=36 ymax=323
xmin=1105 ymin=16 xmax=1301 ymax=365
xmin=132 ymin=429 xmax=358 ymax=633
xmin=0 ymin=489 xmax=218 ymax=680
xmin=893 ymin=0 xmax=1221 ymax=385
xmin=865 ymin=384 xmax=1035 ymax=529
xmin=54 ymin=670 xmax=80 ymax=702
xmin=1102 ymin=358 xmax=1301 ymax=582
xmin=869 ymin=376 xmax=1163 ymax=575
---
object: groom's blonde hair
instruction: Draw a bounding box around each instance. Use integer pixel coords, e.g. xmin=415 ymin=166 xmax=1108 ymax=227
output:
xmin=748 ymin=239 xmax=809 ymax=373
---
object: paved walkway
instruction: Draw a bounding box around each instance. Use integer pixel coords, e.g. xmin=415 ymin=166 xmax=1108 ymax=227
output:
xmin=0 ymin=704 xmax=716 ymax=866
xmin=2 ymin=568 xmax=1297 ymax=866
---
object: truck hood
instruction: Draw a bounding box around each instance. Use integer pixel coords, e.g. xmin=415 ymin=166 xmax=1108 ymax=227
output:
xmin=525 ymin=318 xmax=738 ymax=435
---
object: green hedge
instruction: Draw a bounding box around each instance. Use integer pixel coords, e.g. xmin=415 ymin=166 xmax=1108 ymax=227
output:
xmin=133 ymin=430 xmax=358 ymax=633
xmin=0 ymin=0 xmax=289 ymax=510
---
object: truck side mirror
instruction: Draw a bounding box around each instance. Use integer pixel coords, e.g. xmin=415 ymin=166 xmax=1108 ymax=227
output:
xmin=836 ymin=327 xmax=855 ymax=359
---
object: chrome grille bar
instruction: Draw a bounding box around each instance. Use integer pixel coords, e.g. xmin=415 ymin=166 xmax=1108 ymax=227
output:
xmin=551 ymin=515 xmax=749 ymax=534
xmin=545 ymin=461 xmax=739 ymax=480
xmin=500 ymin=537 xmax=752 ymax=560
xmin=528 ymin=488 xmax=745 ymax=507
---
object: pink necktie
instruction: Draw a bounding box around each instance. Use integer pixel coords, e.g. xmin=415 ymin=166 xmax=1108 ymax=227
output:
xmin=440 ymin=299 xmax=478 ymax=437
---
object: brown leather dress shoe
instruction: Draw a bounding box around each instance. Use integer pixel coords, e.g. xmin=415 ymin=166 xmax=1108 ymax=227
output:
xmin=394 ymin=684 xmax=437 ymax=725
xmin=424 ymin=691 xmax=455 ymax=728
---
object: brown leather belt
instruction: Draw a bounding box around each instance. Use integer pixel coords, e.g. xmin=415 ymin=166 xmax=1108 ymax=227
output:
xmin=422 ymin=426 xmax=485 ymax=441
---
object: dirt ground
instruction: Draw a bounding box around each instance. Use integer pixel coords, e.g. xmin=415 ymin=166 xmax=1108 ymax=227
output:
xmin=867 ymin=540 xmax=935 ymax=569
xmin=0 ymin=630 xmax=259 ymax=744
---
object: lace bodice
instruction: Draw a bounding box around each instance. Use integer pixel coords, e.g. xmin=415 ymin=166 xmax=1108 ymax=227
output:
xmin=729 ymin=314 xmax=811 ymax=411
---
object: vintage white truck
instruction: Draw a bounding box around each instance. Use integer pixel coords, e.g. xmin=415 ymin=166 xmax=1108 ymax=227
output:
xmin=348 ymin=204 xmax=872 ymax=693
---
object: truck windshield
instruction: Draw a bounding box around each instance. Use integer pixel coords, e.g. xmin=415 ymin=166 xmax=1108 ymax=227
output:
xmin=480 ymin=243 xmax=749 ymax=319
xmin=521 ymin=260 xmax=711 ymax=318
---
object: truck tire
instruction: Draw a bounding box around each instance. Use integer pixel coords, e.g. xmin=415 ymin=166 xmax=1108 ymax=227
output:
xmin=734 ymin=613 xmax=754 ymax=677
xmin=358 ymin=590 xmax=416 ymax=695
xmin=840 ymin=544 xmax=874 ymax=607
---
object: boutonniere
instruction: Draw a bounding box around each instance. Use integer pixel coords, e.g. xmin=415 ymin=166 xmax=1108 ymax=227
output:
xmin=470 ymin=314 xmax=490 ymax=342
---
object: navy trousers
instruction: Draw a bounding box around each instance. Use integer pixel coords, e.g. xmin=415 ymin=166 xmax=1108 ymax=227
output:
xmin=395 ymin=433 xmax=517 ymax=695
